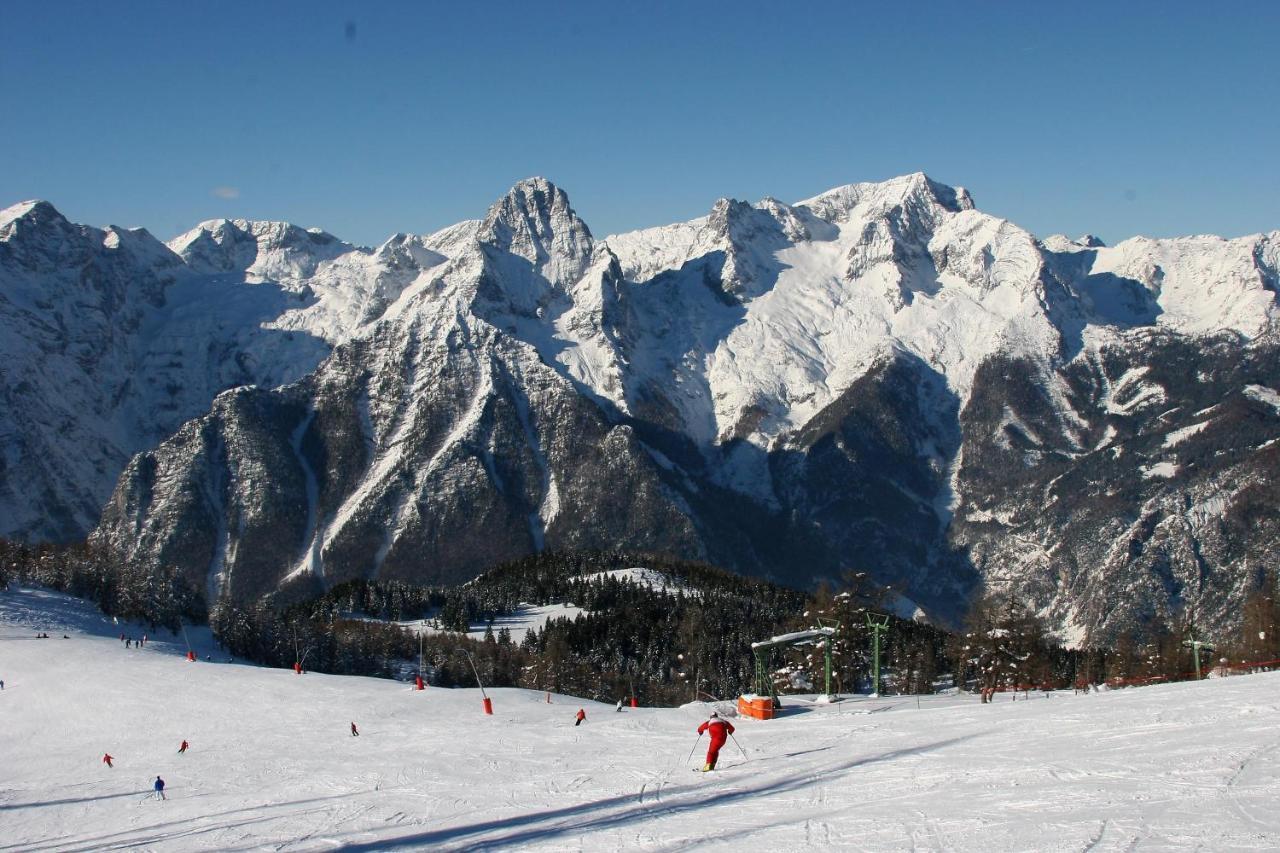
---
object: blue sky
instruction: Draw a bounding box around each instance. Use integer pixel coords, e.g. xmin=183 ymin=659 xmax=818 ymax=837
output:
xmin=2 ymin=2 xmax=1277 ymax=247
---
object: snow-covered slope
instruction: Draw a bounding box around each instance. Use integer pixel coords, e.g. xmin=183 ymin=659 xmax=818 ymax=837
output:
xmin=4 ymin=586 xmax=1280 ymax=851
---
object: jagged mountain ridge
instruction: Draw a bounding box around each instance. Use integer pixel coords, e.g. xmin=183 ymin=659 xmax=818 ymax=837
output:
xmin=4 ymin=175 xmax=1278 ymax=642
xmin=0 ymin=199 xmax=469 ymax=541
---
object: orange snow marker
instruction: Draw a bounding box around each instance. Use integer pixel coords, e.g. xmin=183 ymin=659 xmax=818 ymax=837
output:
xmin=483 ymin=697 xmax=494 ymax=715
xmin=186 ymin=650 xmax=196 ymax=662
xmin=737 ymin=695 xmax=774 ymax=720
xmin=630 ymin=697 xmax=639 ymax=708
xmin=414 ymin=674 xmax=425 ymax=690
xmin=293 ymin=662 xmax=303 ymax=675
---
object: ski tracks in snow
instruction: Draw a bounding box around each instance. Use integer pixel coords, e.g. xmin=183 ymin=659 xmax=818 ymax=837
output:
xmin=1222 ymin=738 xmax=1280 ymax=830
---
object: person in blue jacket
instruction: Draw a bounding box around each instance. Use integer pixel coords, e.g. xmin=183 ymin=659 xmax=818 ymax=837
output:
xmin=154 ymin=776 xmax=166 ymax=800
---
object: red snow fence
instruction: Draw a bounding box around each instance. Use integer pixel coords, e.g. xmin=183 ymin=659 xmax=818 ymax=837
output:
xmin=186 ymin=650 xmax=196 ymax=662
xmin=630 ymin=697 xmax=638 ymax=708
xmin=414 ymin=675 xmax=425 ymax=690
xmin=483 ymin=697 xmax=493 ymax=715
xmin=294 ymin=662 xmax=303 ymax=675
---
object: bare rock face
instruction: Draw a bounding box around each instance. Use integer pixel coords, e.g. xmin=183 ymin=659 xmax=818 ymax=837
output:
xmin=6 ymin=176 xmax=1280 ymax=644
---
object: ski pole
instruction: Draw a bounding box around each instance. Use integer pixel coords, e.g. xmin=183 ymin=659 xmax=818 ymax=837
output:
xmin=729 ymin=732 xmax=748 ymax=760
xmin=684 ymin=732 xmax=704 ymax=766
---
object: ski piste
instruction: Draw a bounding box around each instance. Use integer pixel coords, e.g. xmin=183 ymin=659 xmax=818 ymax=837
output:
xmin=5 ymin=586 xmax=1280 ymax=850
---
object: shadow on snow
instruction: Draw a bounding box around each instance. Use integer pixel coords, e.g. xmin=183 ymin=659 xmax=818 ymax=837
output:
xmin=335 ymin=736 xmax=974 ymax=851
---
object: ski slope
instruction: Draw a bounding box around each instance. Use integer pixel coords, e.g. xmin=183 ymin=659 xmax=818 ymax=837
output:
xmin=2 ymin=587 xmax=1279 ymax=851
xmin=396 ymin=602 xmax=588 ymax=643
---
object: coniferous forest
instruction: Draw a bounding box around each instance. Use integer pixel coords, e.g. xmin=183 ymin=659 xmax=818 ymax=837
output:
xmin=2 ymin=539 xmax=1277 ymax=705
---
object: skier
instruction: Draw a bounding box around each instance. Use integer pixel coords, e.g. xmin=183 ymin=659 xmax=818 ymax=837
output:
xmin=696 ymin=711 xmax=735 ymax=772
xmin=178 ymin=740 xmax=189 ymax=754
xmin=120 ymin=632 xmax=125 ymax=643
xmin=102 ymin=753 xmax=113 ymax=768
xmin=616 ymin=699 xmax=623 ymax=713
xmin=126 ymin=638 xmax=131 ymax=649
xmin=350 ymin=722 xmax=359 ymax=737
xmin=574 ymin=708 xmax=586 ymax=726
xmin=1 ymin=679 xmax=5 ymax=690
xmin=153 ymin=776 xmax=166 ymax=800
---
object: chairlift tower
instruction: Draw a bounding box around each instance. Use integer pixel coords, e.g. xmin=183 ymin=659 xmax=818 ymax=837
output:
xmin=743 ymin=618 xmax=839 ymax=718
xmin=1183 ymin=636 xmax=1215 ymax=679
xmin=866 ymin=612 xmax=891 ymax=697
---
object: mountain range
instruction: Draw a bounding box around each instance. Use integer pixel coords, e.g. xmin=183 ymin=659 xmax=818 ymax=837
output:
xmin=2 ymin=174 xmax=1278 ymax=643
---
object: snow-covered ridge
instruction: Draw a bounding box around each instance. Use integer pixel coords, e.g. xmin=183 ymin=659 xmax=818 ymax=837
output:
xmin=0 ymin=196 xmax=473 ymax=542
xmin=1087 ymin=231 xmax=1280 ymax=338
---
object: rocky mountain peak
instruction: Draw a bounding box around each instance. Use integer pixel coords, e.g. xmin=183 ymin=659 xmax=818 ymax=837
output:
xmin=0 ymin=199 xmax=178 ymax=281
xmin=0 ymin=200 xmax=82 ymax=267
xmin=479 ymin=177 xmax=594 ymax=287
xmin=169 ymin=218 xmax=349 ymax=279
xmin=0 ymin=199 xmax=70 ymax=234
xmin=799 ymin=172 xmax=974 ymax=226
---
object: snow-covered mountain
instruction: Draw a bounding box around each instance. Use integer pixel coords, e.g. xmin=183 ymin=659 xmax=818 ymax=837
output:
xmin=4 ymin=175 xmax=1279 ymax=642
xmin=0 ymin=200 xmax=458 ymax=541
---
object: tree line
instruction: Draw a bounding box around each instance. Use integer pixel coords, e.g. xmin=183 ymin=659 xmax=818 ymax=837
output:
xmin=3 ymin=539 xmax=1277 ymax=703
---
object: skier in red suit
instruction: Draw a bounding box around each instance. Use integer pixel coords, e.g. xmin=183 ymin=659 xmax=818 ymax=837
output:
xmin=697 ymin=711 xmax=735 ymax=771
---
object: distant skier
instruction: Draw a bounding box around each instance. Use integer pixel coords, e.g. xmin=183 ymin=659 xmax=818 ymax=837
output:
xmin=616 ymin=699 xmax=623 ymax=713
xmin=697 ymin=711 xmax=735 ymax=772
xmin=120 ymin=632 xmax=125 ymax=643
xmin=125 ymin=638 xmax=131 ymax=649
xmin=141 ymin=634 xmax=147 ymax=646
xmin=153 ymin=776 xmax=166 ymax=800
xmin=574 ymin=708 xmax=586 ymax=726
xmin=350 ymin=722 xmax=359 ymax=737
xmin=178 ymin=740 xmax=189 ymax=754
xmin=1 ymin=679 xmax=5 ymax=690
xmin=102 ymin=753 xmax=113 ymax=768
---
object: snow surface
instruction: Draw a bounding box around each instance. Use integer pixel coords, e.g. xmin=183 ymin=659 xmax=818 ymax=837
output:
xmin=1163 ymin=420 xmax=1212 ymax=448
xmin=1244 ymin=384 xmax=1280 ymax=414
xmin=582 ymin=567 xmax=690 ymax=594
xmin=5 ymin=586 xmax=1280 ymax=851
xmin=405 ymin=602 xmax=587 ymax=643
xmin=1141 ymin=461 xmax=1180 ymax=479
